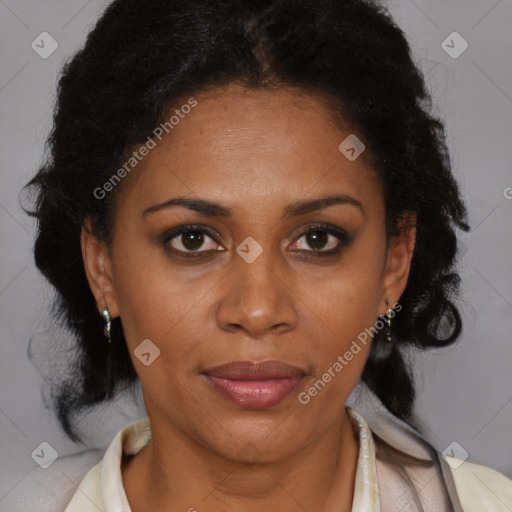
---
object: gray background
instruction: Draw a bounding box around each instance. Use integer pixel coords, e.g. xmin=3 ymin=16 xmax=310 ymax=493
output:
xmin=1 ymin=0 xmax=511 ymax=501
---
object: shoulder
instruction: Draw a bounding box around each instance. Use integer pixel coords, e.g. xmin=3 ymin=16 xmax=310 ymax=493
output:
xmin=1 ymin=448 xmax=103 ymax=512
xmin=63 ymin=416 xmax=151 ymax=511
xmin=347 ymin=383 xmax=512 ymax=510
xmin=448 ymin=458 xmax=512 ymax=511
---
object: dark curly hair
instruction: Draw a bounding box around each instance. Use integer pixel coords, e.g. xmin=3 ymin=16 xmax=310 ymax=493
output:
xmin=24 ymin=0 xmax=469 ymax=443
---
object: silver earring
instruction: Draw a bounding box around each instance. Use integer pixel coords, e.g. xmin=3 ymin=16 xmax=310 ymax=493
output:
xmin=385 ymin=298 xmax=393 ymax=342
xmin=102 ymin=306 xmax=111 ymax=343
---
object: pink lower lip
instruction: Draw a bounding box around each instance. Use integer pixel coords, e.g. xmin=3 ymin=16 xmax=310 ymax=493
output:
xmin=206 ymin=375 xmax=304 ymax=408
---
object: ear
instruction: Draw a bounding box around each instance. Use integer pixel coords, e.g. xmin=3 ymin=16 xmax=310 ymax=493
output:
xmin=380 ymin=211 xmax=416 ymax=312
xmin=80 ymin=218 xmax=120 ymax=318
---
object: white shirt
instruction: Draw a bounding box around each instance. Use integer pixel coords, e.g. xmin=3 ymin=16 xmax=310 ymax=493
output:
xmin=62 ymin=408 xmax=380 ymax=512
xmin=3 ymin=383 xmax=511 ymax=511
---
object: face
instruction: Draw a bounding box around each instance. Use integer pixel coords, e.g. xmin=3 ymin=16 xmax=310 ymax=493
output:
xmin=82 ymin=83 xmax=415 ymax=463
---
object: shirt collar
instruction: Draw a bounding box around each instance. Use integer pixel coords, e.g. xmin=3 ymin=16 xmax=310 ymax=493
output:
xmin=97 ymin=406 xmax=381 ymax=512
xmin=347 ymin=406 xmax=381 ymax=511
xmin=347 ymin=381 xmax=435 ymax=462
xmin=101 ymin=416 xmax=151 ymax=511
xmin=69 ymin=381 xmax=436 ymax=511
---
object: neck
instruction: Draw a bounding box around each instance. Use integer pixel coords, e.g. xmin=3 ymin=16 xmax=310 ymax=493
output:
xmin=122 ymin=407 xmax=359 ymax=512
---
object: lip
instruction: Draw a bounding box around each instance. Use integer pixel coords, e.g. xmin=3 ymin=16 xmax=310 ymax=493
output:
xmin=202 ymin=360 xmax=305 ymax=409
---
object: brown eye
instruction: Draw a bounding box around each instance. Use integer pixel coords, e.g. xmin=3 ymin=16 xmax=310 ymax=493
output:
xmin=289 ymin=224 xmax=351 ymax=257
xmin=304 ymin=230 xmax=329 ymax=251
xmin=178 ymin=230 xmax=205 ymax=251
xmin=162 ymin=225 xmax=224 ymax=255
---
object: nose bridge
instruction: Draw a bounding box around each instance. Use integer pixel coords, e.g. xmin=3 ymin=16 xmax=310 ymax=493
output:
xmin=238 ymin=240 xmax=280 ymax=300
xmin=216 ymin=238 xmax=297 ymax=336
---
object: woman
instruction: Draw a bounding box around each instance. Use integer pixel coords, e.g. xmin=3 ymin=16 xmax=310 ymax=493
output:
xmin=19 ymin=0 xmax=512 ymax=510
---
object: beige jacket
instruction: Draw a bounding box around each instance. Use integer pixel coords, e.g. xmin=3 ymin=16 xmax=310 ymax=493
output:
xmin=3 ymin=383 xmax=511 ymax=511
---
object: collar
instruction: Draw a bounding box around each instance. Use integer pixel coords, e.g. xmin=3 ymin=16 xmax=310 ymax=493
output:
xmin=346 ymin=381 xmax=436 ymax=461
xmin=347 ymin=406 xmax=381 ymax=511
xmin=75 ymin=405 xmax=382 ymax=511
xmin=66 ymin=381 xmax=453 ymax=512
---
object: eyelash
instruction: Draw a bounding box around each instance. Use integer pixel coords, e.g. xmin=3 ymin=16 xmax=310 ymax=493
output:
xmin=160 ymin=223 xmax=351 ymax=260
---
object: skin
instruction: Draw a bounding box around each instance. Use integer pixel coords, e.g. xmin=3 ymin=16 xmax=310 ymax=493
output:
xmin=81 ymin=83 xmax=416 ymax=512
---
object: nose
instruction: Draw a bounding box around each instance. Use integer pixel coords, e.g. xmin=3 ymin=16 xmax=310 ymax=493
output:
xmin=215 ymin=243 xmax=299 ymax=339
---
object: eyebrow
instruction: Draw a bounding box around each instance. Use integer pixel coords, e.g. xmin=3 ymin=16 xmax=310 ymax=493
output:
xmin=142 ymin=194 xmax=365 ymax=218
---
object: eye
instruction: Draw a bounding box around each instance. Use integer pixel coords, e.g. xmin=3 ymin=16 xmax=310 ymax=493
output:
xmin=162 ymin=225 xmax=224 ymax=256
xmin=161 ymin=223 xmax=350 ymax=260
xmin=289 ymin=224 xmax=350 ymax=257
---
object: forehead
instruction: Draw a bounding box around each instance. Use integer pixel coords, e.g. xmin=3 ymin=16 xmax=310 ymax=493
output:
xmin=115 ymin=84 xmax=382 ymax=217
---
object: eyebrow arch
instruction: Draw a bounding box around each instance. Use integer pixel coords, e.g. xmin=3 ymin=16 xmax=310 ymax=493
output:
xmin=142 ymin=194 xmax=365 ymax=218
xmin=282 ymin=194 xmax=365 ymax=218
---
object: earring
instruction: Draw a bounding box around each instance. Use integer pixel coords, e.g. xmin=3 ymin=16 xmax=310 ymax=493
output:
xmin=102 ymin=306 xmax=111 ymax=343
xmin=385 ymin=298 xmax=393 ymax=342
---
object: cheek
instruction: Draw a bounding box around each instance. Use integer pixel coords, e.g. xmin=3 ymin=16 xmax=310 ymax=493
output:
xmin=302 ymin=286 xmax=375 ymax=384
xmin=109 ymin=235 xmax=198 ymax=359
xmin=109 ymin=235 xmax=233 ymax=399
xmin=292 ymin=272 xmax=382 ymax=421
xmin=298 ymin=242 xmax=386 ymax=381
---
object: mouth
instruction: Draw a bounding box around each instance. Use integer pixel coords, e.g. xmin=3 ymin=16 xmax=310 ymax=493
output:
xmin=202 ymin=360 xmax=306 ymax=409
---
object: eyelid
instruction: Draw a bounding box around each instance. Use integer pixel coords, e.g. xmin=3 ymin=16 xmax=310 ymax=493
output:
xmin=160 ymin=222 xmax=351 ymax=258
xmin=289 ymin=223 xmax=351 ymax=254
xmin=292 ymin=222 xmax=349 ymax=240
xmin=160 ymin=224 xmax=225 ymax=254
